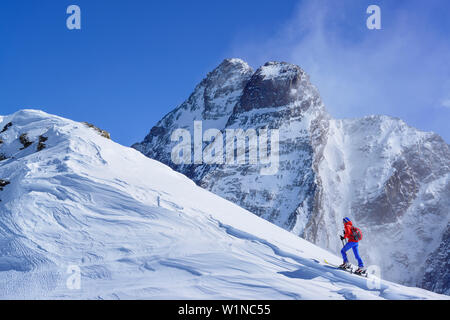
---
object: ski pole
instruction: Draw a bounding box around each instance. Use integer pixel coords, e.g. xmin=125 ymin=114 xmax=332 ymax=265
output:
xmin=340 ymin=236 xmax=347 ymax=248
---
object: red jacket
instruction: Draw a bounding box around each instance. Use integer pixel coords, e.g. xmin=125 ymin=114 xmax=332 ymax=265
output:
xmin=343 ymin=221 xmax=358 ymax=242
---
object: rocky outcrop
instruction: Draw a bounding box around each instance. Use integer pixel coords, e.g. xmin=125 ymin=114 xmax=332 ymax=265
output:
xmin=37 ymin=135 xmax=48 ymax=151
xmin=82 ymin=122 xmax=111 ymax=139
xmin=235 ymin=62 xmax=308 ymax=113
xmin=422 ymin=224 xmax=450 ymax=295
xmin=19 ymin=133 xmax=32 ymax=150
xmin=1 ymin=122 xmax=12 ymax=133
xmin=0 ymin=179 xmax=10 ymax=191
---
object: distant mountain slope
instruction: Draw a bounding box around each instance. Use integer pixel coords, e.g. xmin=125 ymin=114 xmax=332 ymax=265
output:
xmin=133 ymin=59 xmax=450 ymax=295
xmin=0 ymin=109 xmax=445 ymax=299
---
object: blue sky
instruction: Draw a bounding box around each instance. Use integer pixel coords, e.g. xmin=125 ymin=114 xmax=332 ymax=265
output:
xmin=0 ymin=0 xmax=449 ymax=145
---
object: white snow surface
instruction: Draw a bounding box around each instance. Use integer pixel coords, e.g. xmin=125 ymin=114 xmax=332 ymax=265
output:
xmin=0 ymin=110 xmax=446 ymax=300
xmin=315 ymin=116 xmax=450 ymax=286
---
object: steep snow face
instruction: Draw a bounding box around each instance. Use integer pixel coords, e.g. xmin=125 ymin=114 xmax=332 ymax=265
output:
xmin=310 ymin=115 xmax=450 ymax=289
xmin=133 ymin=59 xmax=450 ymax=295
xmin=0 ymin=110 xmax=445 ymax=300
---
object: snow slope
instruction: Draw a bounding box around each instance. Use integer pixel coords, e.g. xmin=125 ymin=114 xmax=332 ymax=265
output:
xmin=0 ymin=110 xmax=446 ymax=300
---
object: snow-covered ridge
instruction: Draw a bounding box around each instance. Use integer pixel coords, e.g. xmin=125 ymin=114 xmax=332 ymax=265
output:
xmin=0 ymin=109 xmax=446 ymax=299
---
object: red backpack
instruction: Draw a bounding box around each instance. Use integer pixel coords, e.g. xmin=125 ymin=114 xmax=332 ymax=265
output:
xmin=351 ymin=226 xmax=363 ymax=242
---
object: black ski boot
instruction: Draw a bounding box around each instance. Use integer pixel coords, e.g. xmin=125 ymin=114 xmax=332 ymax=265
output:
xmin=339 ymin=262 xmax=351 ymax=270
xmin=355 ymin=267 xmax=367 ymax=276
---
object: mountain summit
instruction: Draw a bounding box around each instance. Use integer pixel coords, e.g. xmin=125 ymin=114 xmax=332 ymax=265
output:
xmin=133 ymin=59 xmax=450 ymax=295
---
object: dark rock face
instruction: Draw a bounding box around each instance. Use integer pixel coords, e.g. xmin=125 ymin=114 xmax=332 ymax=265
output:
xmin=133 ymin=58 xmax=450 ymax=295
xmin=0 ymin=179 xmax=10 ymax=191
xmin=422 ymin=224 xmax=450 ymax=295
xmin=356 ymin=133 xmax=449 ymax=225
xmin=357 ymin=157 xmax=420 ymax=224
xmin=0 ymin=122 xmax=12 ymax=133
xmin=237 ymin=62 xmax=308 ymax=113
xmin=37 ymin=135 xmax=48 ymax=151
xmin=19 ymin=133 xmax=32 ymax=150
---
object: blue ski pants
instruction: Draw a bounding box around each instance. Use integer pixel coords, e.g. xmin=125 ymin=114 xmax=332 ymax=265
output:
xmin=341 ymin=241 xmax=364 ymax=268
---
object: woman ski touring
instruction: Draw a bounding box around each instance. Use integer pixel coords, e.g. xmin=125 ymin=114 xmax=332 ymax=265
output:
xmin=339 ymin=217 xmax=366 ymax=275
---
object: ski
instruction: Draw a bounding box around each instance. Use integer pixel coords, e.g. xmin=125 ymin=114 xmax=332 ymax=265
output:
xmin=355 ymin=270 xmax=368 ymax=278
xmin=323 ymin=259 xmax=354 ymax=273
xmin=323 ymin=259 xmax=368 ymax=277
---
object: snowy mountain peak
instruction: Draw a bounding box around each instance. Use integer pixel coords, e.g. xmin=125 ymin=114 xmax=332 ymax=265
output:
xmin=203 ymin=58 xmax=253 ymax=92
xmin=214 ymin=58 xmax=253 ymax=75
